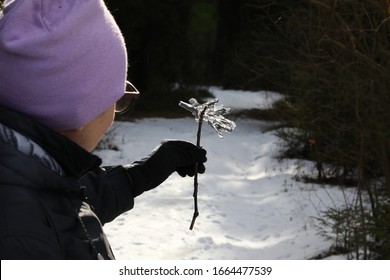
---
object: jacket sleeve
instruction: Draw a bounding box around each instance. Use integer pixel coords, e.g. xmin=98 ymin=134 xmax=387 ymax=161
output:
xmin=80 ymin=165 xmax=135 ymax=224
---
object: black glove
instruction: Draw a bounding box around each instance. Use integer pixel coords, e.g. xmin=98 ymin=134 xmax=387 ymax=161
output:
xmin=126 ymin=140 xmax=207 ymax=197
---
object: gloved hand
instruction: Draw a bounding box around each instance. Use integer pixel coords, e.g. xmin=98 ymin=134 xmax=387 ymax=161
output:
xmin=126 ymin=140 xmax=207 ymax=197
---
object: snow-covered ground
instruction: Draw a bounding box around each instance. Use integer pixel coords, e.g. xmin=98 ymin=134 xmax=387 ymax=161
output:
xmin=95 ymin=88 xmax=352 ymax=260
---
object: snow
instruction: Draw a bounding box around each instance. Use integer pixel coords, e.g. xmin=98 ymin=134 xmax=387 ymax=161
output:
xmin=208 ymin=86 xmax=283 ymax=111
xmin=95 ymin=87 xmax=352 ymax=260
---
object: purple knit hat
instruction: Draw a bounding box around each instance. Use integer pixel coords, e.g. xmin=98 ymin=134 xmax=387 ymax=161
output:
xmin=0 ymin=0 xmax=128 ymax=130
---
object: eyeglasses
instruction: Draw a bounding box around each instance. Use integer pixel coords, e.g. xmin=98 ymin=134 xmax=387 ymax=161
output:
xmin=115 ymin=81 xmax=140 ymax=114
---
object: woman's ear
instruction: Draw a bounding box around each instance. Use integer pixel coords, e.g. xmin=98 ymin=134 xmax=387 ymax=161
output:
xmin=74 ymin=126 xmax=85 ymax=132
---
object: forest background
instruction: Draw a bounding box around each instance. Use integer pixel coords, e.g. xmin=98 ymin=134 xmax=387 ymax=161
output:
xmin=107 ymin=0 xmax=390 ymax=259
xmin=1 ymin=0 xmax=390 ymax=259
xmin=104 ymin=0 xmax=390 ymax=259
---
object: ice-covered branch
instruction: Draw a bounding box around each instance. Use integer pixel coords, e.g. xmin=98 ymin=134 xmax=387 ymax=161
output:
xmin=179 ymin=98 xmax=236 ymax=139
xmin=179 ymin=98 xmax=236 ymax=230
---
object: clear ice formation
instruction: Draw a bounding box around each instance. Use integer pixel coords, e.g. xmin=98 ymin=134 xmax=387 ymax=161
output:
xmin=179 ymin=98 xmax=236 ymax=139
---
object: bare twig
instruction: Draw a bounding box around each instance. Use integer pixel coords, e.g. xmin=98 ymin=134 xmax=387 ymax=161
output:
xmin=180 ymin=98 xmax=235 ymax=230
xmin=189 ymin=106 xmax=207 ymax=230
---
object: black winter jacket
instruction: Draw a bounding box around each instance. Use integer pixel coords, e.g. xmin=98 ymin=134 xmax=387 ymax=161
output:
xmin=0 ymin=106 xmax=135 ymax=259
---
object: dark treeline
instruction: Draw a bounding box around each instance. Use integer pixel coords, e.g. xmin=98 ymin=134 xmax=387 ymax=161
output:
xmin=105 ymin=0 xmax=248 ymax=88
xmin=104 ymin=0 xmax=281 ymax=115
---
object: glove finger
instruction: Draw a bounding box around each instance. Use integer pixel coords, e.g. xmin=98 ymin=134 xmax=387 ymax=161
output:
xmin=194 ymin=147 xmax=207 ymax=163
xmin=177 ymin=167 xmax=189 ymax=177
xmin=160 ymin=141 xmax=203 ymax=166
xmin=197 ymin=163 xmax=206 ymax=174
xmin=177 ymin=166 xmax=195 ymax=177
xmin=176 ymin=163 xmax=206 ymax=177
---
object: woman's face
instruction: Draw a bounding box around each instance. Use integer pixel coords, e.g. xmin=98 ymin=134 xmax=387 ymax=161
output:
xmin=59 ymin=104 xmax=116 ymax=152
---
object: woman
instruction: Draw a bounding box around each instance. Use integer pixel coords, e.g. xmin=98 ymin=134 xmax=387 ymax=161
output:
xmin=0 ymin=0 xmax=206 ymax=259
